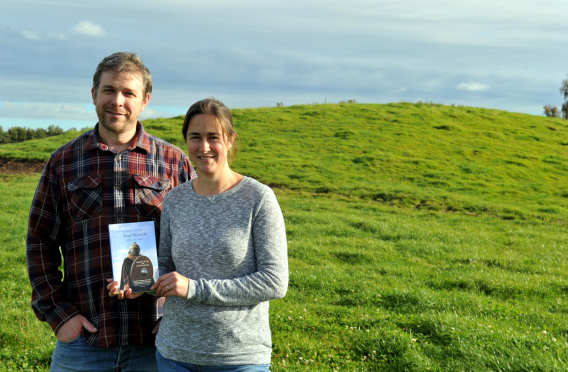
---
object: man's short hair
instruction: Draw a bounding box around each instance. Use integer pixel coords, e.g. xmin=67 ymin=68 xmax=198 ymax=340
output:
xmin=92 ymin=52 xmax=153 ymax=98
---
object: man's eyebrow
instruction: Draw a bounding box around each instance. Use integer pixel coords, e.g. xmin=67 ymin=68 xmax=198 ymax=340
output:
xmin=99 ymin=84 xmax=136 ymax=92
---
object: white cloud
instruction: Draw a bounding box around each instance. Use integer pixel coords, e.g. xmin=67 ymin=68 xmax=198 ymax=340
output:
xmin=72 ymin=21 xmax=105 ymax=37
xmin=21 ymin=30 xmax=66 ymax=41
xmin=138 ymin=108 xmax=172 ymax=120
xmin=0 ymin=102 xmax=97 ymax=121
xmin=48 ymin=33 xmax=66 ymax=40
xmin=393 ymin=88 xmax=407 ymax=93
xmin=0 ymin=102 xmax=175 ymax=123
xmin=456 ymin=82 xmax=491 ymax=92
xmin=22 ymin=30 xmax=40 ymax=40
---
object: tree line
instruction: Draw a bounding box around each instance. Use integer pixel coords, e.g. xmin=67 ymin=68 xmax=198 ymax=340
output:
xmin=0 ymin=125 xmax=86 ymax=145
xmin=544 ymin=76 xmax=568 ymax=118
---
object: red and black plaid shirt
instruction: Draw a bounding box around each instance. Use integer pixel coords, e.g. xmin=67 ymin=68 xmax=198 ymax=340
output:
xmin=26 ymin=122 xmax=195 ymax=347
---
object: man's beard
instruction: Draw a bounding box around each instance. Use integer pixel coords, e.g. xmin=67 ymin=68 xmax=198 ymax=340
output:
xmin=97 ymin=105 xmax=137 ymax=135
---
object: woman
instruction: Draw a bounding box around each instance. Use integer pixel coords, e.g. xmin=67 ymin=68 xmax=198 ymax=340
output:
xmin=151 ymin=98 xmax=288 ymax=372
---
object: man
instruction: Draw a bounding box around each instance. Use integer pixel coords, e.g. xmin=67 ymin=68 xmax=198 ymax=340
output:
xmin=26 ymin=52 xmax=195 ymax=371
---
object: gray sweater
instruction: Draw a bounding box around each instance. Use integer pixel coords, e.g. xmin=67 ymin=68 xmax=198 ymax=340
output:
xmin=155 ymin=177 xmax=288 ymax=366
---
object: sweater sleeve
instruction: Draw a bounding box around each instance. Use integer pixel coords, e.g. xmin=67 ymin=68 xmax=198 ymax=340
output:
xmin=189 ymin=189 xmax=288 ymax=306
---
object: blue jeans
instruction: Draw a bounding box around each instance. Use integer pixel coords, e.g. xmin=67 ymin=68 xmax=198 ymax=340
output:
xmin=50 ymin=335 xmax=158 ymax=372
xmin=156 ymin=349 xmax=270 ymax=372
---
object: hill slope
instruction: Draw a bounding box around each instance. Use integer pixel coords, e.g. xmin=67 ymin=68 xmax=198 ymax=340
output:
xmin=2 ymin=102 xmax=566 ymax=221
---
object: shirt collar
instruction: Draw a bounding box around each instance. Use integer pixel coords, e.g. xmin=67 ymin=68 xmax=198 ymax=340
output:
xmin=83 ymin=121 xmax=151 ymax=153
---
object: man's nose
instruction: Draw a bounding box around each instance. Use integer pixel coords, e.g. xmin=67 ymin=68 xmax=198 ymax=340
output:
xmin=111 ymin=93 xmax=125 ymax=106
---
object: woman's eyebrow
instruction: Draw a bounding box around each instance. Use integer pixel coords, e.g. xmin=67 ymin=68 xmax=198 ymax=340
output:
xmin=188 ymin=131 xmax=220 ymax=135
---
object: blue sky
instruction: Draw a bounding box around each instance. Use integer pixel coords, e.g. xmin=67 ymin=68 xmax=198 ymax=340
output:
xmin=1 ymin=0 xmax=567 ymax=130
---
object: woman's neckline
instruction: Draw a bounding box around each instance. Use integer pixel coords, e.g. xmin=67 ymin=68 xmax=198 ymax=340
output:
xmin=190 ymin=176 xmax=247 ymax=201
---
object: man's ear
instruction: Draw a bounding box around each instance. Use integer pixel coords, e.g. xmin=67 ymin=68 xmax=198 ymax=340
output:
xmin=91 ymin=87 xmax=97 ymax=104
xmin=141 ymin=93 xmax=151 ymax=111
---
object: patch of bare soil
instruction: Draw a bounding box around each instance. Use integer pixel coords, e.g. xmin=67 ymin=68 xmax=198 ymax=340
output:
xmin=0 ymin=158 xmax=45 ymax=174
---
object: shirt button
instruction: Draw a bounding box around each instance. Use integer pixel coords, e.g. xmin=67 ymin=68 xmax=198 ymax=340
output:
xmin=115 ymin=184 xmax=120 ymax=190
xmin=117 ymin=211 xmax=122 ymax=218
xmin=116 ymin=156 xmax=121 ymax=162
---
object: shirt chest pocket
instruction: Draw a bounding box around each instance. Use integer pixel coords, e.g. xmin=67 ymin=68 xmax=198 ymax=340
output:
xmin=134 ymin=174 xmax=170 ymax=218
xmin=68 ymin=175 xmax=103 ymax=221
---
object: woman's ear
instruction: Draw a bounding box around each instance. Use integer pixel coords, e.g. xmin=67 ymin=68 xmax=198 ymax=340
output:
xmin=228 ymin=133 xmax=236 ymax=149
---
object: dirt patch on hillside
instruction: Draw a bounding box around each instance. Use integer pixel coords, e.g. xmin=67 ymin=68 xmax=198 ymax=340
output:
xmin=0 ymin=158 xmax=45 ymax=174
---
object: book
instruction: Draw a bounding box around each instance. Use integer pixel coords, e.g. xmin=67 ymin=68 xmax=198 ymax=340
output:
xmin=109 ymin=221 xmax=159 ymax=295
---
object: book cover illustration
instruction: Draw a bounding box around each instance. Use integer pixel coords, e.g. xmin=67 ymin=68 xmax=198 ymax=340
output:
xmin=109 ymin=221 xmax=158 ymax=294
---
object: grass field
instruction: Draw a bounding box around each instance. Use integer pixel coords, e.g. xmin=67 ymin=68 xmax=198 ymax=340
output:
xmin=1 ymin=102 xmax=568 ymax=371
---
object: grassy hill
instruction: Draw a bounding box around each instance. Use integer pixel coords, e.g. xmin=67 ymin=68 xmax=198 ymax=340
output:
xmin=3 ymin=102 xmax=568 ymax=221
xmin=1 ymin=102 xmax=568 ymax=371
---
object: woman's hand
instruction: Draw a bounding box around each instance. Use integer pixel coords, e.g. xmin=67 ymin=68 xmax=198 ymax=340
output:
xmin=151 ymin=272 xmax=189 ymax=298
xmin=106 ymin=279 xmax=143 ymax=299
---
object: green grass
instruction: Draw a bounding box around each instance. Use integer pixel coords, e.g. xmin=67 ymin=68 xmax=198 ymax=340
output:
xmin=0 ymin=130 xmax=92 ymax=162
xmin=1 ymin=102 xmax=568 ymax=371
xmin=269 ymin=191 xmax=568 ymax=371
xmin=0 ymin=174 xmax=54 ymax=371
xmin=3 ymin=102 xmax=566 ymax=220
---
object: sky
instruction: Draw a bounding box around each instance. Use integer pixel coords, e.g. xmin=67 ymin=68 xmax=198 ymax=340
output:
xmin=1 ymin=0 xmax=568 ymax=130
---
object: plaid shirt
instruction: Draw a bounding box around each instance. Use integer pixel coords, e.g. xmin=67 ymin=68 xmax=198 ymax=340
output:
xmin=26 ymin=122 xmax=196 ymax=347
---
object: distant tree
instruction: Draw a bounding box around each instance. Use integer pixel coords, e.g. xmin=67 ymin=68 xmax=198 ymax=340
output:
xmin=26 ymin=127 xmax=36 ymax=140
xmin=36 ymin=128 xmax=48 ymax=139
xmin=544 ymin=76 xmax=568 ymax=119
xmin=560 ymin=75 xmax=568 ymax=119
xmin=8 ymin=127 xmax=26 ymax=142
xmin=543 ymin=104 xmax=560 ymax=117
xmin=0 ymin=125 xmax=68 ymax=144
xmin=47 ymin=124 xmax=64 ymax=137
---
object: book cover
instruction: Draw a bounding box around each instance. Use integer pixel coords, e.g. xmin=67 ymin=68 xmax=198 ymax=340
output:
xmin=109 ymin=221 xmax=159 ymax=294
